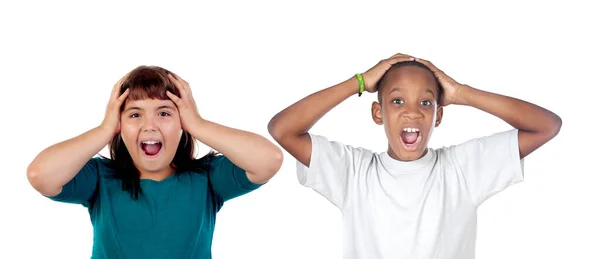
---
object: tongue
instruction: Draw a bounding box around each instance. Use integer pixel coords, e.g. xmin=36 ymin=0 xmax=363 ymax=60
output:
xmin=142 ymin=143 xmax=161 ymax=155
xmin=401 ymin=132 xmax=419 ymax=144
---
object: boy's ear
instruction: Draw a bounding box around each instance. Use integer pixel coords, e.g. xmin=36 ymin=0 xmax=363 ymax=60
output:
xmin=435 ymin=105 xmax=443 ymax=127
xmin=372 ymin=101 xmax=383 ymax=125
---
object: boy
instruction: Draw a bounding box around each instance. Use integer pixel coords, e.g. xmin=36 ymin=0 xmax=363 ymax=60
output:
xmin=267 ymin=53 xmax=562 ymax=258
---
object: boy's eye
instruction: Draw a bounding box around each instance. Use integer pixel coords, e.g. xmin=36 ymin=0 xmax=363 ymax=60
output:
xmin=421 ymin=100 xmax=432 ymax=106
xmin=392 ymin=99 xmax=404 ymax=104
xmin=159 ymin=111 xmax=169 ymax=116
xmin=130 ymin=113 xmax=140 ymax=118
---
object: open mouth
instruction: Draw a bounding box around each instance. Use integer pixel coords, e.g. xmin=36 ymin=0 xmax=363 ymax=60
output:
xmin=140 ymin=140 xmax=163 ymax=158
xmin=400 ymin=127 xmax=422 ymax=151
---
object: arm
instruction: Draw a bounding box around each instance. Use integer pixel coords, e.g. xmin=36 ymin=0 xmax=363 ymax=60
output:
xmin=267 ymin=77 xmax=358 ymax=166
xmin=454 ymin=85 xmax=562 ymax=159
xmin=417 ymin=58 xmax=562 ymax=159
xmin=27 ymin=126 xmax=114 ymax=197
xmin=188 ymin=118 xmax=283 ymax=184
xmin=268 ymin=53 xmax=416 ymax=166
xmin=27 ymin=74 xmax=130 ymax=197
xmin=165 ymin=73 xmax=283 ymax=184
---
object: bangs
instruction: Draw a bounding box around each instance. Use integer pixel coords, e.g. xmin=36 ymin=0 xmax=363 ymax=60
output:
xmin=119 ymin=66 xmax=180 ymax=103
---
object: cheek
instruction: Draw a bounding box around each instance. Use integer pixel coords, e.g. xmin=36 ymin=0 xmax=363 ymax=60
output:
xmin=159 ymin=120 xmax=183 ymax=143
xmin=119 ymin=121 xmax=139 ymax=144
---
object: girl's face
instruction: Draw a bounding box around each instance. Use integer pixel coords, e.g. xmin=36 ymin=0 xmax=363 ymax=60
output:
xmin=120 ymin=98 xmax=182 ymax=179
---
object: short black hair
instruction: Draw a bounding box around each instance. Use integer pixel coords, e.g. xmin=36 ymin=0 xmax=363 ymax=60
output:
xmin=376 ymin=61 xmax=443 ymax=104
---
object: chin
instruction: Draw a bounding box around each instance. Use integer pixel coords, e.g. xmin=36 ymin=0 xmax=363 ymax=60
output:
xmin=390 ymin=139 xmax=429 ymax=162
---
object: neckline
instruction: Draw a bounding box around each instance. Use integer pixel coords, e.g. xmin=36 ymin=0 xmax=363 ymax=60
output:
xmin=140 ymin=172 xmax=178 ymax=183
xmin=379 ymin=148 xmax=436 ymax=173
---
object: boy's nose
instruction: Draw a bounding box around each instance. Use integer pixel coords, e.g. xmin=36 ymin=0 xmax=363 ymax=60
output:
xmin=403 ymin=107 xmax=423 ymax=120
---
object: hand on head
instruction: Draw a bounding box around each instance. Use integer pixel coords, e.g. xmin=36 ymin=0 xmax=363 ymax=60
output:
xmin=165 ymin=73 xmax=203 ymax=132
xmin=362 ymin=53 xmax=465 ymax=106
xmin=100 ymin=72 xmax=131 ymax=136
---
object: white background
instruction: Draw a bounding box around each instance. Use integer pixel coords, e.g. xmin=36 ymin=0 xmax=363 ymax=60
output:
xmin=1 ymin=1 xmax=598 ymax=258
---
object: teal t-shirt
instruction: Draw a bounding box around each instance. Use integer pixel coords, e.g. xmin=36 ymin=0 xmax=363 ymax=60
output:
xmin=47 ymin=155 xmax=263 ymax=258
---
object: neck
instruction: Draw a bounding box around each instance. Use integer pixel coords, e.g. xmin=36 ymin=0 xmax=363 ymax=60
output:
xmin=139 ymin=166 xmax=176 ymax=181
xmin=387 ymin=146 xmax=428 ymax=162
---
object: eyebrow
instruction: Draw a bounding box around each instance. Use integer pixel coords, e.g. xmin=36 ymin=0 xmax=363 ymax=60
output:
xmin=389 ymin=88 xmax=435 ymax=96
xmin=124 ymin=105 xmax=176 ymax=112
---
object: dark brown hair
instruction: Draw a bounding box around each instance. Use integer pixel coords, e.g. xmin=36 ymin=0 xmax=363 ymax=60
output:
xmin=103 ymin=65 xmax=217 ymax=199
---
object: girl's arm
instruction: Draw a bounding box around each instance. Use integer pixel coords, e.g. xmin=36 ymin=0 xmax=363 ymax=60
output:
xmin=188 ymin=119 xmax=283 ymax=184
xmin=166 ymin=73 xmax=283 ymax=184
xmin=27 ymin=74 xmax=130 ymax=196
xmin=268 ymin=54 xmax=416 ymax=166
xmin=27 ymin=126 xmax=115 ymax=196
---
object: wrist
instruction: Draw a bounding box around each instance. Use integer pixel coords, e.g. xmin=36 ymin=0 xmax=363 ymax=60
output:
xmin=451 ymin=84 xmax=473 ymax=106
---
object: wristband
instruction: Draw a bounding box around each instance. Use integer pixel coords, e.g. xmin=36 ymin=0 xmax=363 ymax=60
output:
xmin=355 ymin=73 xmax=365 ymax=97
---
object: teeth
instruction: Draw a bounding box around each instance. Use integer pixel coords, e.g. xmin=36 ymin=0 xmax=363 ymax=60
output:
xmin=142 ymin=141 xmax=160 ymax=144
xmin=403 ymin=128 xmax=420 ymax=133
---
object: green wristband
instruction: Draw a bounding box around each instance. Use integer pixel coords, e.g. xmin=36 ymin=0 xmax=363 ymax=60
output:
xmin=355 ymin=73 xmax=365 ymax=97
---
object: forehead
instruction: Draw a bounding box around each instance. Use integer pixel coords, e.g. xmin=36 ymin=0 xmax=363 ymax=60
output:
xmin=123 ymin=98 xmax=176 ymax=109
xmin=381 ymin=66 xmax=438 ymax=96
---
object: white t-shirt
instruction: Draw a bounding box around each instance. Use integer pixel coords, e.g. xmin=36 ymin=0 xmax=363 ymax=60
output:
xmin=297 ymin=129 xmax=525 ymax=259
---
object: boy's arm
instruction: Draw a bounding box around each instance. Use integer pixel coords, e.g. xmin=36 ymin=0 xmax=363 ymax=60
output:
xmin=268 ymin=53 xmax=416 ymax=165
xmin=454 ymin=86 xmax=562 ymax=159
xmin=417 ymin=58 xmax=562 ymax=159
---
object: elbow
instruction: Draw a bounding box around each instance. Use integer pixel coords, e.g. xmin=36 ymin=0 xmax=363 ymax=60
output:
xmin=548 ymin=114 xmax=563 ymax=138
xmin=267 ymin=117 xmax=285 ymax=142
xmin=26 ymin=165 xmax=61 ymax=197
xmin=266 ymin=146 xmax=284 ymax=176
xmin=272 ymin=147 xmax=284 ymax=173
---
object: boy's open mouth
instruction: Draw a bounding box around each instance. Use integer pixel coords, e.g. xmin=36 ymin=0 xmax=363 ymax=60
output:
xmin=140 ymin=140 xmax=163 ymax=157
xmin=400 ymin=127 xmax=422 ymax=151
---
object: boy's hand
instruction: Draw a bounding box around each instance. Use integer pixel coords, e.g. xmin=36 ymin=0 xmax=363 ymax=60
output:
xmin=363 ymin=53 xmax=415 ymax=93
xmin=166 ymin=73 xmax=202 ymax=132
xmin=416 ymin=58 xmax=466 ymax=106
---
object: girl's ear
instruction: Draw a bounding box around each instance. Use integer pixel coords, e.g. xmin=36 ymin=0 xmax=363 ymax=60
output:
xmin=372 ymin=101 xmax=383 ymax=125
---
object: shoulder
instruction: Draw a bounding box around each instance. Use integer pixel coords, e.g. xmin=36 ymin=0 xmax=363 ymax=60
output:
xmin=308 ymin=133 xmax=376 ymax=157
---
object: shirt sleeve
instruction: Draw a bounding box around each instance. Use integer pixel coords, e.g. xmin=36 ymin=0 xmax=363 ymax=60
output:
xmin=296 ymin=134 xmax=369 ymax=210
xmin=45 ymin=157 xmax=101 ymax=208
xmin=449 ymin=129 xmax=525 ymax=206
xmin=208 ymin=155 xmax=264 ymax=203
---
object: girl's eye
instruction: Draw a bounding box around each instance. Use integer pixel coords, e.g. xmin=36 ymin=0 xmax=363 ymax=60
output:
xmin=393 ymin=99 xmax=404 ymax=105
xmin=159 ymin=111 xmax=169 ymax=116
xmin=130 ymin=113 xmax=140 ymax=118
xmin=421 ymin=100 xmax=432 ymax=106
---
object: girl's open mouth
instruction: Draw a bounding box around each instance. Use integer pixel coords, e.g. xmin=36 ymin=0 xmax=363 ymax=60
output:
xmin=140 ymin=140 xmax=163 ymax=159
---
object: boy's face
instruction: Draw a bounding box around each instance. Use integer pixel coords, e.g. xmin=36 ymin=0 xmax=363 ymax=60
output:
xmin=371 ymin=65 xmax=442 ymax=161
xmin=120 ymin=98 xmax=182 ymax=178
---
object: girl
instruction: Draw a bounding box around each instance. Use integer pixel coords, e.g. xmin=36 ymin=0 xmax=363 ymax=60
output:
xmin=27 ymin=66 xmax=283 ymax=258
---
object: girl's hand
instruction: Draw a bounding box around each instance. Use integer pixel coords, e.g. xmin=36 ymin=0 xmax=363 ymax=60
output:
xmin=362 ymin=53 xmax=416 ymax=93
xmin=166 ymin=73 xmax=202 ymax=132
xmin=100 ymin=73 xmax=130 ymax=135
xmin=416 ymin=58 xmax=466 ymax=106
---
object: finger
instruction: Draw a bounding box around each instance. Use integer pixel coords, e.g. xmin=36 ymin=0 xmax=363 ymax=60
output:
xmin=389 ymin=53 xmax=413 ymax=59
xmin=116 ymin=88 xmax=130 ymax=104
xmin=385 ymin=56 xmax=416 ymax=67
xmin=111 ymin=72 xmax=130 ymax=100
xmin=168 ymin=73 xmax=188 ymax=99
xmin=166 ymin=90 xmax=183 ymax=106
xmin=169 ymin=72 xmax=192 ymax=94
